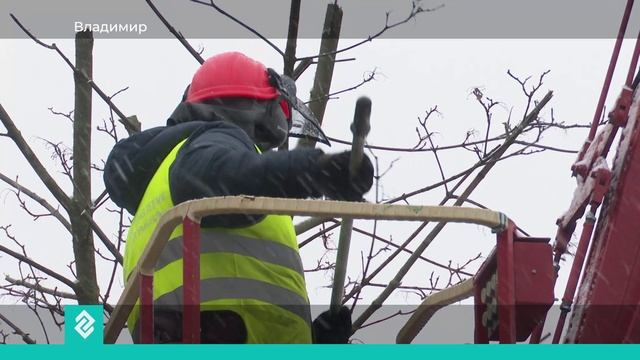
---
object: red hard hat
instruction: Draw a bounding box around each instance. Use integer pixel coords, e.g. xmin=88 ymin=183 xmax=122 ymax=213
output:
xmin=186 ymin=52 xmax=279 ymax=103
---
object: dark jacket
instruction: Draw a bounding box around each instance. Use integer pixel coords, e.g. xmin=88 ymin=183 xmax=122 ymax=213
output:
xmin=103 ymin=102 xmax=325 ymax=228
xmin=104 ymin=102 xmax=358 ymax=344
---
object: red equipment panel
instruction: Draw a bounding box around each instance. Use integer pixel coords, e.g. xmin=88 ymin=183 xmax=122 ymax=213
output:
xmin=474 ymin=227 xmax=555 ymax=343
xmin=565 ymin=90 xmax=640 ymax=343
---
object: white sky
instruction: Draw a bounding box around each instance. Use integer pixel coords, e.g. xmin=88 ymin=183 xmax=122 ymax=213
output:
xmin=0 ymin=2 xmax=638 ymax=345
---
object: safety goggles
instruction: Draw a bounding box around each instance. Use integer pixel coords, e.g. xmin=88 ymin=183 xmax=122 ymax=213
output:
xmin=267 ymin=68 xmax=331 ymax=146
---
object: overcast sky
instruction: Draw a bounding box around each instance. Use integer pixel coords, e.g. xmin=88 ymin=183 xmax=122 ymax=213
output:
xmin=1 ymin=0 xmax=638 ymax=344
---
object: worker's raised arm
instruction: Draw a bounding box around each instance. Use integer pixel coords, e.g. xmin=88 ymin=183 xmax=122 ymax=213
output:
xmin=169 ymin=121 xmax=325 ymax=201
xmin=169 ymin=121 xmax=373 ymax=227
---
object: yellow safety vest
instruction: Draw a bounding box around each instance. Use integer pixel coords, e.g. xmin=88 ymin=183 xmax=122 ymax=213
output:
xmin=123 ymin=139 xmax=312 ymax=343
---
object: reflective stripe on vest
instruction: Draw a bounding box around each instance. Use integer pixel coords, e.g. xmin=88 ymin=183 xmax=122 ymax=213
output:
xmin=155 ymin=232 xmax=304 ymax=275
xmin=123 ymin=139 xmax=311 ymax=343
xmin=154 ymin=277 xmax=311 ymax=326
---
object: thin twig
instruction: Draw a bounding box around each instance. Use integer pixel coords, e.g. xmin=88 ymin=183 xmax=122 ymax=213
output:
xmin=0 ymin=171 xmax=122 ymax=264
xmin=0 ymin=173 xmax=71 ymax=231
xmin=298 ymin=222 xmax=341 ymax=248
xmin=4 ymin=276 xmax=77 ymax=300
xmin=417 ymin=107 xmax=449 ymax=194
xmin=350 ymin=226 xmax=474 ymax=277
xmin=306 ymin=70 xmax=377 ymax=104
xmin=326 ymin=131 xmax=578 ymax=154
xmin=0 ymin=241 xmax=76 ymax=291
xmin=367 ymin=283 xmax=440 ymax=292
xmin=352 ymin=91 xmax=554 ymax=331
xmin=0 ymin=103 xmax=72 ymax=212
xmin=102 ymin=208 xmax=126 ymax=307
xmin=296 ymin=2 xmax=444 ymax=62
xmin=358 ymin=309 xmax=417 ymax=330
xmin=48 ymin=108 xmax=74 ymax=123
xmin=6 ymin=230 xmax=56 ymax=344
xmin=191 ymin=0 xmax=284 ymax=57
xmin=10 ymin=14 xmax=140 ymax=134
xmin=146 ymin=0 xmax=205 ymax=64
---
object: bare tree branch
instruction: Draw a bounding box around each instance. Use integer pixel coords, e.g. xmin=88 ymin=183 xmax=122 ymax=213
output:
xmin=0 ymin=47 xmax=124 ymax=268
xmin=101 ymin=208 xmax=126 ymax=307
xmin=296 ymin=3 xmax=343 ymax=149
xmin=96 ymin=88 xmax=129 ymax=144
xmin=358 ymin=309 xmax=417 ymax=331
xmin=0 ymin=240 xmax=76 ymax=291
xmin=0 ymin=103 xmax=72 ymax=212
xmin=346 ymin=79 xmax=554 ymax=323
xmin=7 ymin=229 xmax=59 ymax=343
xmin=0 ymin=172 xmax=123 ymax=265
xmin=48 ymin=108 xmax=74 ymax=123
xmin=416 ymin=107 xmax=449 ymax=194
xmin=306 ymin=69 xmax=377 ymax=104
xmin=4 ymin=276 xmax=77 ymax=300
xmin=146 ymin=0 xmax=205 ymax=64
xmin=296 ymin=2 xmax=444 ymax=62
xmin=0 ymin=173 xmax=71 ymax=231
xmin=512 ymin=140 xmax=577 ymax=153
xmin=10 ymin=14 xmax=140 ymax=134
xmin=350 ymin=226 xmax=474 ymax=277
xmin=352 ymin=90 xmax=554 ymax=331
xmin=327 ymin=131 xmax=578 ymax=154
xmin=471 ymin=87 xmax=500 ymax=157
xmin=39 ymin=139 xmax=73 ymax=183
xmin=367 ymin=282 xmax=441 ymax=293
xmin=299 ymin=222 xmax=341 ymax=248
xmin=190 ymin=0 xmax=284 ymax=57
xmin=88 ymin=216 xmax=124 ymax=264
xmin=283 ymin=0 xmax=301 ymax=76
xmin=0 ymin=312 xmax=36 ymax=344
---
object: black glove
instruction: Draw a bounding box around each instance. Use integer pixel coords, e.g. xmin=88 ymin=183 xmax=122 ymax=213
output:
xmin=312 ymin=306 xmax=352 ymax=344
xmin=315 ymin=151 xmax=374 ymax=201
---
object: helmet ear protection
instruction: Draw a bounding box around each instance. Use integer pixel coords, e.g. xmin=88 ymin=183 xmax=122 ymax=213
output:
xmin=266 ymin=68 xmax=330 ymax=146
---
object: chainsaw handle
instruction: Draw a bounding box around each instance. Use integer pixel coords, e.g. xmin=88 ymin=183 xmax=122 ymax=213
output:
xmin=349 ymin=97 xmax=372 ymax=178
xmin=330 ymin=97 xmax=372 ymax=315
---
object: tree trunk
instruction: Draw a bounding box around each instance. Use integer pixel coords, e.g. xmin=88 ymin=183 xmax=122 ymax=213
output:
xmin=278 ymin=0 xmax=302 ymax=151
xmin=283 ymin=0 xmax=301 ymax=77
xmin=71 ymin=30 xmax=99 ymax=304
xmin=296 ymin=3 xmax=342 ymax=149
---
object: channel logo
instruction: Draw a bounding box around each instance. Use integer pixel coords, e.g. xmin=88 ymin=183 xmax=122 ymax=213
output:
xmin=64 ymin=305 xmax=103 ymax=345
xmin=74 ymin=310 xmax=96 ymax=339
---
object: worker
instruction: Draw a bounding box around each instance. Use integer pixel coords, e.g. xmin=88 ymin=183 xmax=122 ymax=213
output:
xmin=103 ymin=51 xmax=373 ymax=344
